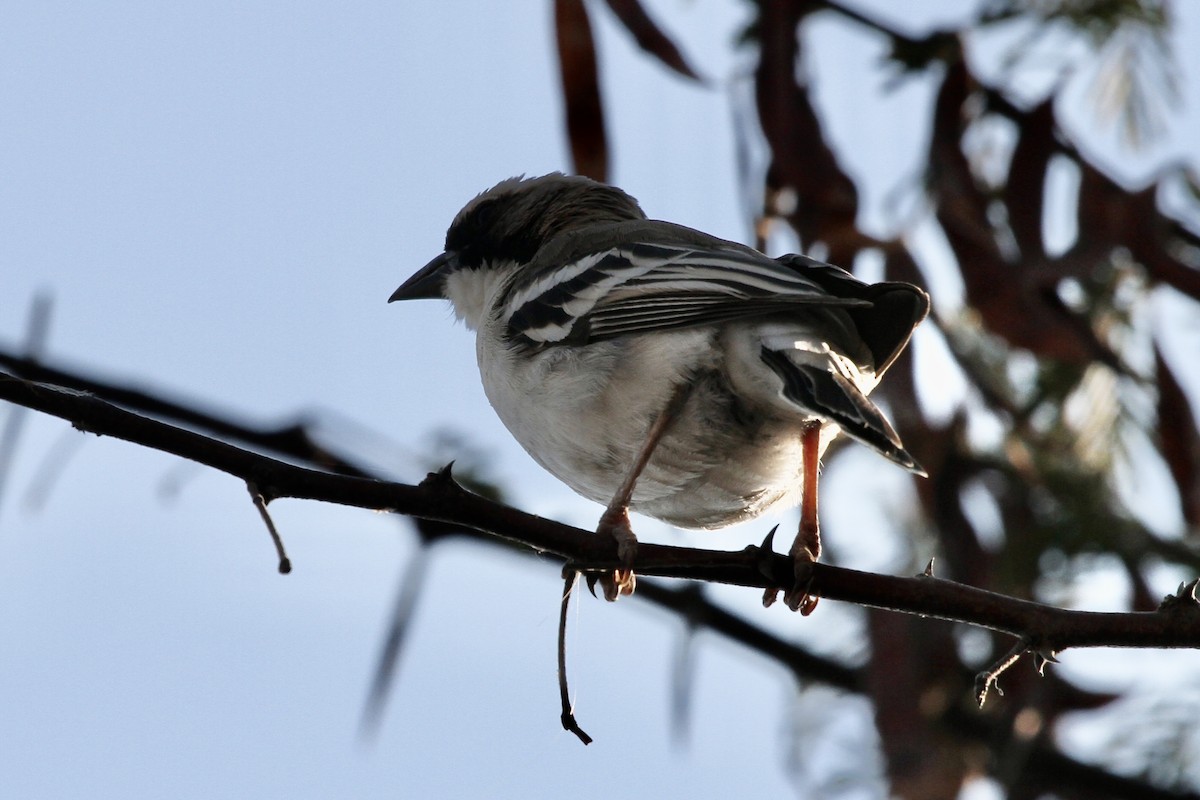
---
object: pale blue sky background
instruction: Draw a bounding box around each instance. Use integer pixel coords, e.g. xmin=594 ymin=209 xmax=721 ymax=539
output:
xmin=2 ymin=2 xmax=1199 ymax=798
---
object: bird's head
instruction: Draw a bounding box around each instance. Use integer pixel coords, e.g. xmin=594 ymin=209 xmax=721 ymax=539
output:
xmin=389 ymin=173 xmax=645 ymax=306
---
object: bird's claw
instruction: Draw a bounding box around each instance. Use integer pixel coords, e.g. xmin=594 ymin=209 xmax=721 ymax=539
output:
xmin=600 ymin=569 xmax=636 ymax=601
xmin=757 ymin=526 xmax=818 ymax=613
xmin=596 ymin=507 xmax=638 ymax=602
xmin=783 ymin=547 xmax=819 ymax=615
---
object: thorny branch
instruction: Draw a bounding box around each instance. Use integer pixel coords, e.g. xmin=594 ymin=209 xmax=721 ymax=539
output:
xmin=3 ymin=356 xmax=1200 ymax=799
xmin=2 ymin=365 xmax=1197 ymax=653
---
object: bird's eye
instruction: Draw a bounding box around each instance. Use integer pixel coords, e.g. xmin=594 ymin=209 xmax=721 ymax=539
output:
xmin=469 ymin=199 xmax=498 ymax=232
xmin=448 ymin=200 xmax=496 ymax=251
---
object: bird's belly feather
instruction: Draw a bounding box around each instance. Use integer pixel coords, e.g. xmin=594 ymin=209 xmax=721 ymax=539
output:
xmin=477 ymin=327 xmax=829 ymax=529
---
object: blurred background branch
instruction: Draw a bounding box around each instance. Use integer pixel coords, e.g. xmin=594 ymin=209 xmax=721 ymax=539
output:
xmin=554 ymin=0 xmax=1200 ymax=796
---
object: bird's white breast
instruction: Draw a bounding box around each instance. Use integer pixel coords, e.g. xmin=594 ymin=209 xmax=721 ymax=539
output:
xmin=442 ymin=264 xmax=844 ymax=530
xmin=471 ymin=317 xmax=823 ymax=529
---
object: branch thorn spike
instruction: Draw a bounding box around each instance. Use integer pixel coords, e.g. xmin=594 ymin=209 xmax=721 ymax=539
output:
xmin=759 ymin=524 xmax=779 ymax=553
xmin=1158 ymin=578 xmax=1200 ymax=613
xmin=1185 ymin=578 xmax=1200 ymax=602
xmin=1033 ymin=649 xmax=1058 ymax=675
xmin=755 ymin=525 xmax=781 ymax=606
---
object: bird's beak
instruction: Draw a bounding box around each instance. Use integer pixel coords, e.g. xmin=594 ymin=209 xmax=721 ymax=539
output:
xmin=388 ymin=251 xmax=459 ymax=302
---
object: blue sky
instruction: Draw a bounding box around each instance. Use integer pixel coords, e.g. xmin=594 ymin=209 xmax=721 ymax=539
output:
xmin=2 ymin=2 xmax=1199 ymax=798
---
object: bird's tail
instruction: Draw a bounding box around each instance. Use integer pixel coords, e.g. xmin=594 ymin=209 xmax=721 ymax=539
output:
xmin=758 ymin=345 xmax=925 ymax=475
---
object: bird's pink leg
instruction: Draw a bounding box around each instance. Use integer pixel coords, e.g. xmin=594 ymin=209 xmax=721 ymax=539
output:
xmin=595 ymin=383 xmax=692 ymax=601
xmin=785 ymin=420 xmax=822 ymax=614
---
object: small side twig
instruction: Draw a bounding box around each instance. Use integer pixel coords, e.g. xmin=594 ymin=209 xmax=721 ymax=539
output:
xmin=975 ymin=638 xmax=1029 ymax=707
xmin=247 ymin=482 xmax=291 ymax=574
xmin=558 ymin=568 xmax=592 ymax=745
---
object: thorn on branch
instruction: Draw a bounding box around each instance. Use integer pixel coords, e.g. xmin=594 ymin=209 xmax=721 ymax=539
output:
xmin=1158 ymin=578 xmax=1200 ymax=614
xmin=557 ymin=568 xmax=592 ymax=745
xmin=246 ymin=482 xmax=291 ymax=574
xmin=1033 ymin=649 xmax=1059 ymax=676
xmin=560 ymin=560 xmax=602 ymax=598
xmin=412 ymin=462 xmax=471 ymax=507
xmin=755 ymin=525 xmax=781 ymax=608
xmin=71 ymin=419 xmax=100 ymax=436
xmin=754 ymin=525 xmax=778 ymax=572
xmin=423 ymin=461 xmax=456 ymax=486
xmin=921 ymin=558 xmax=936 ymax=577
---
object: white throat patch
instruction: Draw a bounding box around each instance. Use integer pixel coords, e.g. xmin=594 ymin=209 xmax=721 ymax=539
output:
xmin=443 ymin=266 xmax=510 ymax=331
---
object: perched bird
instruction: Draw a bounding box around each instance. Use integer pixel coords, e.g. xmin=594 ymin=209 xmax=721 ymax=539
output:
xmin=391 ymin=173 xmax=928 ymax=610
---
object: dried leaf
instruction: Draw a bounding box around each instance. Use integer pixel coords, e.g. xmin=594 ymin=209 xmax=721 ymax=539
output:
xmin=1154 ymin=344 xmax=1200 ymax=526
xmin=603 ymin=0 xmax=702 ymax=82
xmin=1076 ymin=163 xmax=1200 ymax=301
xmin=931 ymin=60 xmax=1108 ymax=364
xmin=555 ymin=0 xmax=609 ymax=181
xmin=885 ymin=29 xmax=961 ymax=75
xmin=928 ymin=58 xmax=995 ymax=254
xmin=1135 ymin=192 xmax=1200 ymax=301
xmin=1142 ymin=249 xmax=1200 ymax=302
xmin=1004 ymin=98 xmax=1056 ymax=263
xmin=754 ymin=0 xmax=860 ymax=261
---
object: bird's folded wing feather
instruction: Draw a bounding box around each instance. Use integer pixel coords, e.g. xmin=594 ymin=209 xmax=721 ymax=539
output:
xmin=773 ymin=253 xmax=930 ymax=378
xmin=501 ymin=226 xmax=872 ymax=346
xmin=758 ymin=346 xmax=922 ymax=472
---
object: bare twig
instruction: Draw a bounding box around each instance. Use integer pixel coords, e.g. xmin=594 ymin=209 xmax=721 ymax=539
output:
xmin=246 ymin=482 xmax=291 ymax=574
xmin=3 ymin=359 xmax=1198 ymax=797
xmin=557 ymin=569 xmax=592 ymax=744
xmin=975 ymin=638 xmax=1028 ymax=707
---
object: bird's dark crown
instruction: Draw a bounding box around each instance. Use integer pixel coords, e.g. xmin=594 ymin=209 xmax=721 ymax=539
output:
xmin=443 ymin=173 xmax=646 ymax=269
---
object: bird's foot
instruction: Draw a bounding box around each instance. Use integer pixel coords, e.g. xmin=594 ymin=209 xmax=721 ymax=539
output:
xmin=784 ymin=546 xmax=820 ymax=615
xmin=595 ymin=506 xmax=638 ymax=601
xmin=759 ymin=527 xmax=820 ymax=614
xmin=785 ymin=502 xmax=821 ymax=614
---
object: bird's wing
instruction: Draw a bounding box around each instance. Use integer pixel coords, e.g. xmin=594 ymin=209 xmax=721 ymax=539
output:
xmin=773 ymin=254 xmax=930 ymax=378
xmin=501 ymin=222 xmax=873 ymax=346
xmin=503 ymin=221 xmax=930 ymax=474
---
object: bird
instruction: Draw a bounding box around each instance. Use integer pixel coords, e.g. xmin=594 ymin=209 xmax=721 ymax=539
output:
xmin=390 ymin=173 xmax=929 ymax=611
